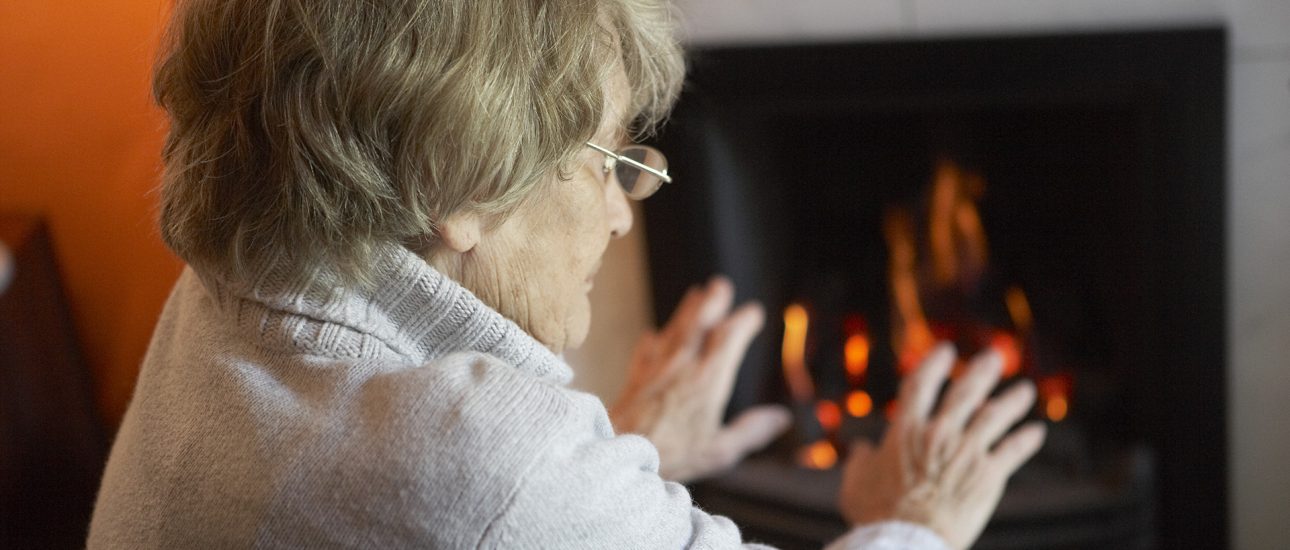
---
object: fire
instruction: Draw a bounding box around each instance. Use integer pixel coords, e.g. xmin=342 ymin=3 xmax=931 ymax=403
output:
xmin=844 ymin=334 xmax=870 ymax=380
xmin=846 ymin=390 xmax=873 ymax=418
xmin=1046 ymin=396 xmax=1069 ymax=422
xmin=989 ymin=331 xmax=1022 ymax=378
xmin=927 ymin=159 xmax=989 ymax=289
xmin=885 ymin=159 xmax=1043 ymax=386
xmin=781 ymin=303 xmax=814 ymax=402
xmin=885 ymin=210 xmax=937 ymax=375
xmin=816 ymin=400 xmax=842 ymax=432
xmin=1005 ymin=286 xmax=1034 ymax=336
xmin=1039 ymin=373 xmax=1073 ymax=422
xmin=798 ymin=440 xmax=838 ymax=470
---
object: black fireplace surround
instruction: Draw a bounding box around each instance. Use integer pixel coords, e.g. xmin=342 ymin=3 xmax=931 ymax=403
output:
xmin=643 ymin=28 xmax=1226 ymax=549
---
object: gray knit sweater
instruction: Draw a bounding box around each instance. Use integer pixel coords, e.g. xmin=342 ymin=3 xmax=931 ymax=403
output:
xmin=88 ymin=245 xmax=947 ymax=549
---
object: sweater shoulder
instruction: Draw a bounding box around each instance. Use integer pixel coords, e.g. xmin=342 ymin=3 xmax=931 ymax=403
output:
xmin=362 ymin=350 xmax=607 ymax=440
xmin=255 ymin=351 xmax=605 ymax=547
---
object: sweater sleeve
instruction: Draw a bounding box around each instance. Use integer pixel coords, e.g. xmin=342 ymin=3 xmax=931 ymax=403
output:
xmin=477 ymin=388 xmax=754 ymax=548
xmin=825 ymin=522 xmax=952 ymax=550
xmin=477 ymin=387 xmax=948 ymax=550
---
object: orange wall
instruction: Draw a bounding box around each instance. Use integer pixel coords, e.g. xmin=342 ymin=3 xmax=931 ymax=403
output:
xmin=0 ymin=2 xmax=181 ymax=426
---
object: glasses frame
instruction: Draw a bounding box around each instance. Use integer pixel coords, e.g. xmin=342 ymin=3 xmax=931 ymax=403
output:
xmin=585 ymin=142 xmax=673 ymax=199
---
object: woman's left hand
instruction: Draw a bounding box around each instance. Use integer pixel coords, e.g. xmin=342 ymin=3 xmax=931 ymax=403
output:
xmin=609 ymin=276 xmax=791 ymax=483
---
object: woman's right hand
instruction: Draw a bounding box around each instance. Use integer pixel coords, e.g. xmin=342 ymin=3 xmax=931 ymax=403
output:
xmin=837 ymin=344 xmax=1047 ymax=550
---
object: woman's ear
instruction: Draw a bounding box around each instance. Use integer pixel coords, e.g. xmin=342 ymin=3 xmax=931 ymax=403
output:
xmin=437 ymin=210 xmax=484 ymax=253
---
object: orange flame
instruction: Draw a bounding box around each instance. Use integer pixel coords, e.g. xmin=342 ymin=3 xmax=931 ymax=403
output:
xmin=816 ymin=400 xmax=842 ymax=433
xmin=1039 ymin=373 xmax=1073 ymax=422
xmin=782 ymin=304 xmax=814 ymax=402
xmin=798 ymin=440 xmax=838 ymax=470
xmin=887 ymin=159 xmax=1025 ymax=380
xmin=885 ymin=210 xmax=936 ymax=376
xmin=928 ymin=159 xmax=989 ymax=289
xmin=1005 ymin=286 xmax=1034 ymax=336
xmin=1047 ymin=396 xmax=1069 ymax=422
xmin=844 ymin=333 xmax=870 ymax=381
xmin=846 ymin=390 xmax=873 ymax=418
xmin=989 ymin=332 xmax=1022 ymax=378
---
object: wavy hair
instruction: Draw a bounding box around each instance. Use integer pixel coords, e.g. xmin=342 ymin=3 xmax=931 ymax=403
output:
xmin=153 ymin=0 xmax=684 ymax=285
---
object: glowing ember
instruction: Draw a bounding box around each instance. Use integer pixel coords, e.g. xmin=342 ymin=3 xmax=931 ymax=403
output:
xmin=844 ymin=333 xmax=870 ymax=380
xmin=781 ymin=304 xmax=815 ymax=402
xmin=1046 ymin=396 xmax=1069 ymax=422
xmin=989 ymin=331 xmax=1022 ymax=378
xmin=816 ymin=400 xmax=842 ymax=433
xmin=798 ymin=439 xmax=838 ymax=470
xmin=1039 ymin=373 xmax=1074 ymax=423
xmin=846 ymin=390 xmax=873 ymax=418
xmin=1005 ymin=286 xmax=1034 ymax=336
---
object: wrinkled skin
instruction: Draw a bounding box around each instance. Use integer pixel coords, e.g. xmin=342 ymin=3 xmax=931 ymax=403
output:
xmin=839 ymin=345 xmax=1047 ymax=549
xmin=608 ymin=277 xmax=790 ymax=482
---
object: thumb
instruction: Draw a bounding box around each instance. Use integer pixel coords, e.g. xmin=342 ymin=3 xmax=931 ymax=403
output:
xmin=709 ymin=405 xmax=791 ymax=469
xmin=846 ymin=439 xmax=876 ymax=469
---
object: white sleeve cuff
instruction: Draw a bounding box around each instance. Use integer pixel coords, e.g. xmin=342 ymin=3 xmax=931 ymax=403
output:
xmin=822 ymin=521 xmax=952 ymax=550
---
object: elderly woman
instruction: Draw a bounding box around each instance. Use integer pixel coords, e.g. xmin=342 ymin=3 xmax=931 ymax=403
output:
xmin=89 ymin=0 xmax=1046 ymax=548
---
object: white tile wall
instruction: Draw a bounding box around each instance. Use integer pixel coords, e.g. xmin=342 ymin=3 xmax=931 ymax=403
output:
xmin=1227 ymin=0 xmax=1290 ymax=50
xmin=912 ymin=0 xmax=1223 ymax=35
xmin=673 ymin=0 xmax=910 ymax=44
xmin=1228 ymin=57 xmax=1290 ymax=550
xmin=573 ymin=2 xmax=1290 ymax=548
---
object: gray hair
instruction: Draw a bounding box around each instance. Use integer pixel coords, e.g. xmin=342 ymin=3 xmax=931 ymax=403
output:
xmin=154 ymin=0 xmax=684 ymax=285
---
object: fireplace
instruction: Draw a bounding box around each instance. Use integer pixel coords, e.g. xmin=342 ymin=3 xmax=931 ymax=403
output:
xmin=643 ymin=28 xmax=1226 ymax=549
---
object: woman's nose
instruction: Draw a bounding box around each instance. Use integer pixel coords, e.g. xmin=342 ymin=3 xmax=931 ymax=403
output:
xmin=606 ymin=179 xmax=633 ymax=239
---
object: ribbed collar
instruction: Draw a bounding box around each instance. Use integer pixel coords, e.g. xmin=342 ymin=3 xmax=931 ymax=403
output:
xmin=197 ymin=245 xmax=572 ymax=385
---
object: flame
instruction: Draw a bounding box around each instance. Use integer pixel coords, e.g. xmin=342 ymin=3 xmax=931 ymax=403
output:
xmin=885 ymin=210 xmax=936 ymax=376
xmin=846 ymin=390 xmax=873 ymax=418
xmin=816 ymin=400 xmax=842 ymax=433
xmin=781 ymin=304 xmax=814 ymax=402
xmin=928 ymin=159 xmax=989 ymax=288
xmin=844 ymin=333 xmax=870 ymax=380
xmin=1005 ymin=286 xmax=1033 ymax=336
xmin=989 ymin=331 xmax=1022 ymax=378
xmin=1046 ymin=396 xmax=1069 ymax=422
xmin=1039 ymin=373 xmax=1073 ymax=422
xmin=798 ymin=440 xmax=838 ymax=470
xmin=887 ymin=159 xmax=1027 ymax=382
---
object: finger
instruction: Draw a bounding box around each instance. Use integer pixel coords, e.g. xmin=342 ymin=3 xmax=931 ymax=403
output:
xmin=659 ymin=285 xmax=703 ymax=345
xmin=631 ymin=331 xmax=686 ymax=392
xmin=964 ymin=380 xmax=1036 ymax=449
xmin=988 ymin=421 xmax=1047 ymax=477
xmin=848 ymin=439 xmax=875 ymax=464
xmin=662 ymin=277 xmax=734 ymax=358
xmin=699 ymin=301 xmax=765 ymax=404
xmin=709 ymin=405 xmax=792 ymax=468
xmin=932 ymin=349 xmax=1003 ymax=433
xmin=842 ymin=439 xmax=876 ymax=477
xmin=897 ymin=343 xmax=956 ymax=425
xmin=690 ymin=276 xmax=736 ymax=338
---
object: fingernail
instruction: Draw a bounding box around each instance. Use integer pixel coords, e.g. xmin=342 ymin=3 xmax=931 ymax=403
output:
xmin=992 ymin=351 xmax=1005 ymax=371
xmin=933 ymin=342 xmax=957 ymax=359
xmin=773 ymin=409 xmax=791 ymax=430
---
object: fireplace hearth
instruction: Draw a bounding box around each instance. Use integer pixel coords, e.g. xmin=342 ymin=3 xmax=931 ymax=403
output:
xmin=644 ymin=28 xmax=1226 ymax=549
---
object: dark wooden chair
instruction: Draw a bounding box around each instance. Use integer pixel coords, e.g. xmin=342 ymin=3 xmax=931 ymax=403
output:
xmin=0 ymin=214 xmax=109 ymax=549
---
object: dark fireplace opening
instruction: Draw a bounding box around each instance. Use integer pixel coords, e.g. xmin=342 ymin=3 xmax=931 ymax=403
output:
xmin=644 ymin=29 xmax=1226 ymax=549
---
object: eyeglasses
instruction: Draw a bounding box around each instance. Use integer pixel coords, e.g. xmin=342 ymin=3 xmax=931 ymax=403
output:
xmin=586 ymin=142 xmax=672 ymax=200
